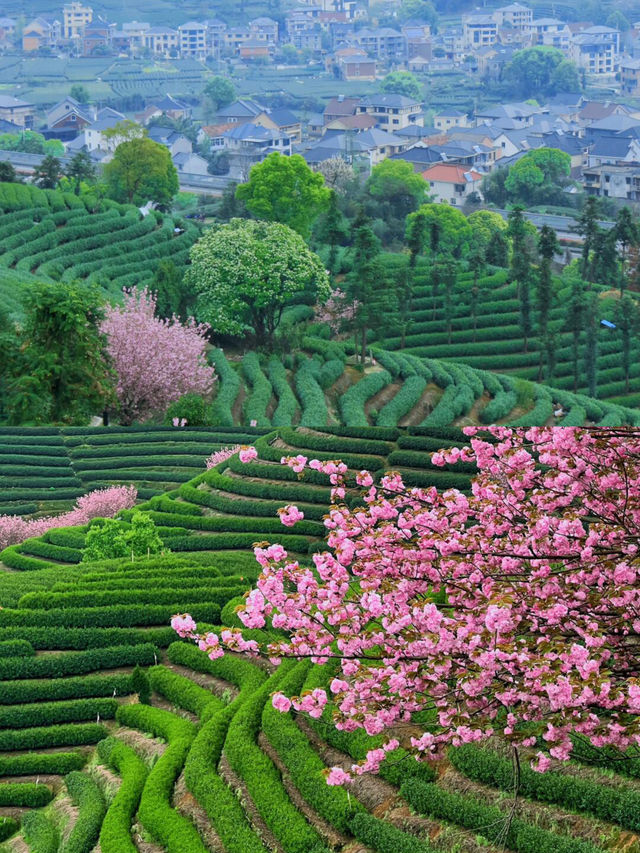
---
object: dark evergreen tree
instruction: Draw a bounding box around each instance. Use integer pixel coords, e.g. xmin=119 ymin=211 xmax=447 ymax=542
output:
xmin=584 ymin=291 xmax=599 ymax=398
xmin=574 ymin=196 xmax=601 ymax=283
xmin=614 ymin=207 xmax=638 ymax=296
xmin=508 ymin=206 xmax=534 ymax=351
xmin=537 ymin=225 xmax=559 ymax=379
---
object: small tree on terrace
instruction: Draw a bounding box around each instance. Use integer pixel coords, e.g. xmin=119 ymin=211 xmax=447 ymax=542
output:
xmin=186 ymin=218 xmax=330 ymax=348
xmin=176 ymin=427 xmax=640 ymax=782
xmin=101 ymin=288 xmax=215 ymax=425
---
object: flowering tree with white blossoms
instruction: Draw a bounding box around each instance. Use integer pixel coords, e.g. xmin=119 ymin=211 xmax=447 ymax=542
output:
xmin=173 ymin=427 xmax=640 ymax=781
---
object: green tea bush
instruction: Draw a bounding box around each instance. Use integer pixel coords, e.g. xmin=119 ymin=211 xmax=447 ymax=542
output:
xmin=61 ymin=772 xmax=106 ymax=853
xmin=242 ymin=352 xmax=273 ymax=427
xmin=0 ymin=697 xmax=118 ymax=729
xmin=402 ymin=780 xmax=603 ymax=853
xmin=21 ymin=811 xmax=60 ymax=853
xmin=0 ymin=782 xmax=53 ymax=807
xmin=268 ymin=356 xmax=299 ymax=426
xmin=208 ymin=348 xmax=241 ymax=427
xmin=0 ymin=753 xmax=86 ymax=776
xmin=294 ymin=357 xmax=328 ymax=427
xmin=0 ymin=644 xmax=157 ymax=679
xmin=97 ymin=737 xmax=148 ymax=853
xmin=0 ymin=722 xmax=107 ymax=751
xmin=376 ymin=376 xmax=427 ymax=426
xmin=339 ymin=370 xmax=392 ymax=427
xmin=115 ymin=705 xmax=207 ymax=853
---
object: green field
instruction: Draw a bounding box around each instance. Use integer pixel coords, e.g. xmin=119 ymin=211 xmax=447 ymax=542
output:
xmin=0 ymin=428 xmax=639 ymax=853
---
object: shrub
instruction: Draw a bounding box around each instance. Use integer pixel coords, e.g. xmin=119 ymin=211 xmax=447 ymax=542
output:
xmin=0 ymin=817 xmax=19 ymax=843
xmin=98 ymin=737 xmax=148 ymax=853
xmin=148 ymin=665 xmax=218 ymax=717
xmin=21 ymin=811 xmax=60 ymax=853
xmin=242 ymin=352 xmax=272 ymax=427
xmin=0 ymin=643 xmax=157 ymax=680
xmin=0 ymin=698 xmax=118 ymax=729
xmin=61 ymin=772 xmax=106 ymax=853
xmin=0 ymin=723 xmax=107 ymax=752
xmin=339 ymin=370 xmax=392 ymax=427
xmin=0 ymin=782 xmax=53 ymax=807
xmin=0 ymin=753 xmax=86 ymax=776
xmin=349 ymin=813 xmax=435 ymax=852
xmin=402 ymin=779 xmax=603 ymax=853
xmin=116 ymin=704 xmax=207 ymax=853
xmin=0 ymin=638 xmax=34 ymax=657
xmin=268 ymin=356 xmax=299 ymax=426
xmin=294 ymin=357 xmax=328 ymax=427
xmin=164 ymin=394 xmax=209 ymax=426
xmin=208 ymin=348 xmax=241 ymax=427
xmin=450 ymin=744 xmax=640 ymax=832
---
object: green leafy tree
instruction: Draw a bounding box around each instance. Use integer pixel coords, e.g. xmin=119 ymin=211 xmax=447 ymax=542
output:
xmin=366 ymin=158 xmax=427 ymax=221
xmin=606 ymin=10 xmax=630 ymax=31
xmin=504 ymin=148 xmax=571 ymax=205
xmin=186 ymin=218 xmax=330 ymax=347
xmin=6 ymin=282 xmax=112 ymax=424
xmin=104 ymin=137 xmax=178 ymax=207
xmin=480 ymin=168 xmax=509 ymax=207
xmin=398 ymin=0 xmax=438 ymax=25
xmin=503 ymin=47 xmax=580 ymax=98
xmin=65 ymin=150 xmax=96 ymax=195
xmin=0 ymin=161 xmax=17 ymax=182
xmin=536 ymin=225 xmax=559 ymax=379
xmin=126 ymin=512 xmax=165 ymax=560
xmin=406 ymin=203 xmax=472 ymax=259
xmin=379 ymin=71 xmax=422 ymax=100
xmin=235 ymin=152 xmax=331 ymax=238
xmin=70 ymin=84 xmax=90 ymax=102
xmin=467 ymin=210 xmax=509 ymax=260
xmin=83 ymin=518 xmax=129 ymax=562
xmin=33 ymin=155 xmax=61 ymax=189
xmin=591 ymin=228 xmax=619 ymax=289
xmin=203 ymin=75 xmax=236 ymax=114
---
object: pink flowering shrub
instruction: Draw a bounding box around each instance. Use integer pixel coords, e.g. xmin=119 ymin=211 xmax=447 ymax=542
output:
xmin=315 ymin=288 xmax=359 ymax=334
xmin=101 ymin=288 xmax=216 ymax=425
xmin=175 ymin=427 xmax=640 ymax=780
xmin=205 ymin=446 xmax=240 ymax=470
xmin=238 ymin=446 xmax=258 ymax=464
xmin=0 ymin=486 xmax=137 ymax=550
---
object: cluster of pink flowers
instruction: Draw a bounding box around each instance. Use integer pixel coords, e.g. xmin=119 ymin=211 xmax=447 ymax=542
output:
xmin=101 ymin=288 xmax=216 ymax=424
xmin=315 ymin=289 xmax=360 ymax=334
xmin=238 ymin=446 xmax=258 ymax=464
xmin=0 ymin=486 xmax=137 ymax=550
xmin=278 ymin=505 xmax=304 ymax=527
xmin=205 ymin=446 xmax=241 ymax=470
xmin=174 ymin=427 xmax=640 ymax=781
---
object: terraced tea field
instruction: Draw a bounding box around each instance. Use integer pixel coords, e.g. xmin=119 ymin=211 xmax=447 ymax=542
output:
xmin=208 ymin=341 xmax=640 ymax=432
xmin=0 ymin=426 xmax=268 ymax=518
xmin=0 ymin=427 xmax=638 ymax=853
xmin=0 ymin=183 xmax=200 ymax=313
xmin=374 ymin=257 xmax=640 ymax=408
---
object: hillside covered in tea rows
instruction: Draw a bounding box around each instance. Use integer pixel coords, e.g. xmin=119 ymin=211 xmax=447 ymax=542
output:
xmin=0 ymin=428 xmax=639 ymax=853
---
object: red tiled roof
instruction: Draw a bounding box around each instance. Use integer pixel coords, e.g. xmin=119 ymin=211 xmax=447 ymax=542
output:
xmin=421 ymin=163 xmax=482 ymax=183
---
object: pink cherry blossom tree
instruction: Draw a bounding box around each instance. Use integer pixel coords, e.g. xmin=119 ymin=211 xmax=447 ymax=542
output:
xmin=0 ymin=485 xmax=137 ymax=550
xmin=175 ymin=428 xmax=640 ymax=780
xmin=101 ymin=288 xmax=216 ymax=425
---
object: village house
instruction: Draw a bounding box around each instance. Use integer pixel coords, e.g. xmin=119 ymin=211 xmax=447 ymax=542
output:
xmin=462 ymin=13 xmax=498 ymax=49
xmin=356 ymin=94 xmax=424 ymax=132
xmin=434 ymin=109 xmax=468 ymax=131
xmin=0 ymin=96 xmax=35 ymax=129
xmin=178 ymin=21 xmax=207 ymax=59
xmin=421 ymin=163 xmax=483 ymax=205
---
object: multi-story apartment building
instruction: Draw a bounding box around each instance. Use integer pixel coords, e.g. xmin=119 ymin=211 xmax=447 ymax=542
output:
xmin=528 ymin=18 xmax=570 ymax=51
xmin=353 ymin=27 xmax=407 ymax=61
xmin=178 ymin=21 xmax=206 ymax=58
xmin=249 ymin=16 xmax=278 ymax=44
xmin=569 ymin=26 xmax=619 ymax=76
xmin=204 ymin=19 xmax=226 ymax=55
xmin=144 ymin=26 xmax=179 ymax=56
xmin=356 ymin=94 xmax=423 ymax=132
xmin=582 ymin=164 xmax=640 ymax=200
xmin=462 ymin=13 xmax=497 ymax=49
xmin=493 ymin=3 xmax=533 ymax=30
xmin=63 ymin=2 xmax=92 ymax=39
